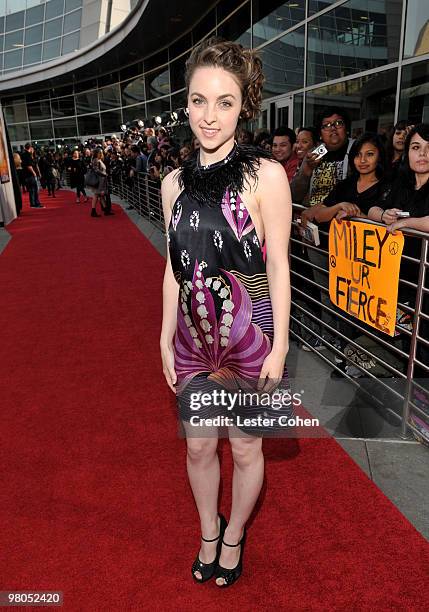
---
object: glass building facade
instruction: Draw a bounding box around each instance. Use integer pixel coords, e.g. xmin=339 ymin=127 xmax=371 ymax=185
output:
xmin=0 ymin=0 xmax=133 ymax=75
xmin=2 ymin=0 xmax=429 ymax=148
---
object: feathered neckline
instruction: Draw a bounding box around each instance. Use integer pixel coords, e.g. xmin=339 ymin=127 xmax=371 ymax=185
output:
xmin=178 ymin=143 xmax=273 ymax=205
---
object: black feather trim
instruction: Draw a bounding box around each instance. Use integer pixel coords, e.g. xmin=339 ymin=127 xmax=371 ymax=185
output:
xmin=177 ymin=143 xmax=273 ymax=205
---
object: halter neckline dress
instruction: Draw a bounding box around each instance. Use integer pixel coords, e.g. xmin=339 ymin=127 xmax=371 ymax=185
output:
xmin=167 ymin=143 xmax=292 ymax=436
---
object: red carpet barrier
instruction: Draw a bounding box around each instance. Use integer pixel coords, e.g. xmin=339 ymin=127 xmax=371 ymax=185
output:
xmin=0 ymin=191 xmax=428 ymax=610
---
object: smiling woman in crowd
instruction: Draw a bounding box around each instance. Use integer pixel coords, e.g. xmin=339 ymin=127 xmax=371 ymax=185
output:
xmin=312 ymin=132 xmax=388 ymax=223
xmin=294 ymin=126 xmax=318 ymax=168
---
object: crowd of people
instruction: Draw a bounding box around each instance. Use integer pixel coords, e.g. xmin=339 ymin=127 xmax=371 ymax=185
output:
xmin=11 ymin=110 xmax=429 ymax=368
xmin=12 ymin=126 xmax=203 ymax=216
xmin=267 ymin=107 xmax=429 ymax=375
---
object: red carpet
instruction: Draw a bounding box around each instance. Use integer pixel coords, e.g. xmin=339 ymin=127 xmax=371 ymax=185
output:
xmin=1 ymin=189 xmax=428 ymax=611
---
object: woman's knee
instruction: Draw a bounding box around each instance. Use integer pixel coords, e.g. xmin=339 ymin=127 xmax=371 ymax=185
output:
xmin=230 ymin=437 xmax=262 ymax=468
xmin=186 ymin=438 xmax=218 ymax=463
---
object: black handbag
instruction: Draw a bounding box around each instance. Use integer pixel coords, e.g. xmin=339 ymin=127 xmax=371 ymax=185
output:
xmin=84 ymin=167 xmax=99 ymax=188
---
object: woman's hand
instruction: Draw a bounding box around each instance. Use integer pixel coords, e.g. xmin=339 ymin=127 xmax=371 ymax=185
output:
xmin=335 ymin=202 xmax=362 ymax=220
xmin=300 ymin=207 xmax=316 ymax=228
xmin=257 ymin=348 xmax=288 ymax=393
xmin=303 ymin=150 xmax=323 ymax=173
xmin=160 ymin=342 xmax=177 ymax=393
xmin=386 ymin=218 xmax=408 ymax=235
xmin=380 ymin=208 xmax=402 ymax=224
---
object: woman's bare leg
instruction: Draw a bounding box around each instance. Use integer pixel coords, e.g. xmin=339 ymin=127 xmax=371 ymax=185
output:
xmin=182 ymin=422 xmax=220 ymax=580
xmin=216 ymin=428 xmax=264 ymax=585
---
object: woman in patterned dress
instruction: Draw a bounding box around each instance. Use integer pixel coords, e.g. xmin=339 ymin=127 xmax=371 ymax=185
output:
xmin=160 ymin=39 xmax=292 ymax=587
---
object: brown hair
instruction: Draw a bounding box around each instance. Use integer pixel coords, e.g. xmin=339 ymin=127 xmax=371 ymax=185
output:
xmin=185 ymin=37 xmax=264 ymax=121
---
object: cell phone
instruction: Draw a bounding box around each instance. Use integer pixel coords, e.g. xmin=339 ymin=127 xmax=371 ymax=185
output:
xmin=311 ymin=143 xmax=328 ymax=160
xmin=396 ymin=211 xmax=410 ymax=218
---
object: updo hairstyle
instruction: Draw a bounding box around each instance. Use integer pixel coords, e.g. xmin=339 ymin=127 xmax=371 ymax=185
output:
xmin=185 ymin=37 xmax=264 ymax=121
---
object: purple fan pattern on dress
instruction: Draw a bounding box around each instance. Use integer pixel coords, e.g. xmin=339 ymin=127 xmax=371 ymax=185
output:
xmin=221 ymin=190 xmax=254 ymax=241
xmin=174 ymin=260 xmax=271 ymax=393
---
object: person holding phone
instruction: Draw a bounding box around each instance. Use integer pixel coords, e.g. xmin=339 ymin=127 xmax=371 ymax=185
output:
xmin=291 ymin=107 xmax=354 ymax=210
xmin=290 ymin=108 xmax=354 ymax=352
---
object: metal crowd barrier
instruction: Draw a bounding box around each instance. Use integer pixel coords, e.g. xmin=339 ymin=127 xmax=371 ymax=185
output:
xmin=289 ymin=203 xmax=428 ymax=445
xmin=109 ymin=172 xmax=164 ymax=231
xmin=81 ymin=171 xmax=428 ymax=445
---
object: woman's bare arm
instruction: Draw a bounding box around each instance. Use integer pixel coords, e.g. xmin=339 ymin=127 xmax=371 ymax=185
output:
xmin=313 ymin=202 xmax=362 ymax=223
xmin=386 ymin=215 xmax=429 ymax=234
xmin=256 ymin=159 xmax=291 ymax=391
xmin=160 ymin=169 xmax=181 ymax=391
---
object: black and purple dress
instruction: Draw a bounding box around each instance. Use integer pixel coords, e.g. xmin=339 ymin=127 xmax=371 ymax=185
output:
xmin=168 ymin=144 xmax=292 ymax=435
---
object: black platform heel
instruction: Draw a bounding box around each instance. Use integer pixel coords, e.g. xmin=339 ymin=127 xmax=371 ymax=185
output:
xmin=192 ymin=513 xmax=227 ymax=583
xmin=214 ymin=528 xmax=246 ymax=588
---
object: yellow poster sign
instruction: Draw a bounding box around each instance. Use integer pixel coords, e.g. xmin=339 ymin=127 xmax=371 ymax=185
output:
xmin=329 ymin=220 xmax=404 ymax=336
xmin=0 ymin=108 xmax=10 ymax=183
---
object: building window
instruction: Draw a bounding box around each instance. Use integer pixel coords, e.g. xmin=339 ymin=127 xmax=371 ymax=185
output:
xmin=122 ymin=103 xmax=147 ymax=124
xmin=5 ymin=11 xmax=25 ymax=32
xmin=65 ymin=0 xmax=82 ymax=12
xmin=76 ymin=90 xmax=99 ymax=115
xmin=217 ymin=3 xmax=251 ymax=47
xmin=25 ymin=24 xmax=43 ymax=46
xmin=51 ymin=95 xmax=76 ymax=118
xmin=3 ymin=101 xmax=27 ymax=124
xmin=403 ymin=0 xmax=429 ymax=59
xmin=5 ymin=30 xmax=24 ymax=51
xmin=30 ymin=120 xmax=54 ymax=141
xmin=25 ymin=5 xmax=45 ymax=27
xmin=4 ymin=49 xmax=22 ymax=70
xmin=121 ymin=76 xmax=146 ymax=107
xmin=192 ymin=9 xmax=216 ymax=45
xmin=63 ymin=9 xmax=81 ymax=35
xmin=399 ymin=61 xmax=429 ymax=124
xmin=305 ymin=67 xmax=398 ymax=137
xmin=145 ymin=66 xmax=170 ymax=100
xmin=260 ymin=26 xmax=305 ymax=98
xmin=308 ymin=0 xmax=337 ymax=17
xmin=43 ymin=37 xmax=61 ymax=61
xmin=146 ymin=97 xmax=171 ymax=123
xmin=169 ymin=55 xmax=187 ymax=93
xmin=171 ymin=89 xmax=187 ymax=110
xmin=46 ymin=0 xmax=65 ymax=21
xmin=100 ymin=110 xmax=123 ymax=133
xmin=77 ymin=113 xmax=101 ymax=137
xmin=24 ymin=43 xmax=42 ymax=65
xmin=252 ymin=0 xmax=306 ymax=48
xmin=27 ymin=100 xmax=52 ymax=122
xmin=45 ymin=18 xmax=63 ymax=41
xmin=62 ymin=30 xmax=79 ymax=54
xmin=306 ymin=0 xmax=403 ymax=87
xmin=7 ymin=123 xmax=30 ymax=142
xmin=54 ymin=116 xmax=78 ymax=138
xmin=98 ymin=84 xmax=121 ymax=111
